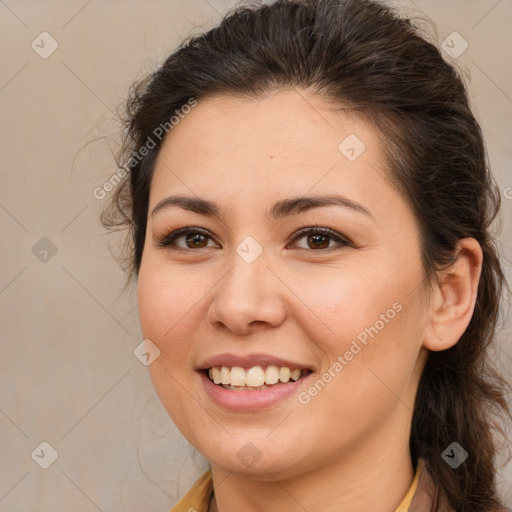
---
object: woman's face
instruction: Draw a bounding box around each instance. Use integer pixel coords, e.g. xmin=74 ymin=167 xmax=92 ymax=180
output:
xmin=137 ymin=89 xmax=431 ymax=478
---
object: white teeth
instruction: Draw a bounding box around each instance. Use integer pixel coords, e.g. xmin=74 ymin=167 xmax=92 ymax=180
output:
xmin=220 ymin=365 xmax=230 ymax=385
xmin=230 ymin=366 xmax=246 ymax=386
xmin=207 ymin=365 xmax=307 ymax=388
xmin=212 ymin=367 xmax=221 ymax=384
xmin=279 ymin=367 xmax=291 ymax=383
xmin=290 ymin=368 xmax=301 ymax=381
xmin=264 ymin=365 xmax=280 ymax=385
xmin=246 ymin=366 xmax=265 ymax=387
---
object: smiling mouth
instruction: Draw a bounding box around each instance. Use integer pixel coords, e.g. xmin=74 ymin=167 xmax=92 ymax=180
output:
xmin=205 ymin=365 xmax=311 ymax=391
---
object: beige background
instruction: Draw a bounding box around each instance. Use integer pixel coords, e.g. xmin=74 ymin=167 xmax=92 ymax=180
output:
xmin=0 ymin=0 xmax=511 ymax=511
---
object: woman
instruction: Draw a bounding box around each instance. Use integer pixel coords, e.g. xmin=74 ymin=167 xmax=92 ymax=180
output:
xmin=103 ymin=0 xmax=511 ymax=510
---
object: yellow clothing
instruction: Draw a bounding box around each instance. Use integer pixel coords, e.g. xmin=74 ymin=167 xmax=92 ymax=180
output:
xmin=169 ymin=458 xmax=432 ymax=512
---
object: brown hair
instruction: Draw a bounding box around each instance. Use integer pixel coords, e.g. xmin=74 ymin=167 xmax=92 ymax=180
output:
xmin=102 ymin=0 xmax=512 ymax=509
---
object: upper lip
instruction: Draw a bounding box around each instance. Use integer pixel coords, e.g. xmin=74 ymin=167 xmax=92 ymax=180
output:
xmin=197 ymin=353 xmax=314 ymax=371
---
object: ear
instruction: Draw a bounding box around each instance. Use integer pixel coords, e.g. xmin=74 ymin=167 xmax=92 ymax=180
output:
xmin=422 ymin=238 xmax=483 ymax=352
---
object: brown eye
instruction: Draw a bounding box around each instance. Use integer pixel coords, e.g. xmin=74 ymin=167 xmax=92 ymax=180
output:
xmin=184 ymin=232 xmax=209 ymax=248
xmin=306 ymin=233 xmax=331 ymax=249
xmin=156 ymin=227 xmax=218 ymax=250
xmin=291 ymin=227 xmax=352 ymax=252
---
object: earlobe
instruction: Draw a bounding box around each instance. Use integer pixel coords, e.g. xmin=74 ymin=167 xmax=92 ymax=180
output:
xmin=422 ymin=238 xmax=483 ymax=352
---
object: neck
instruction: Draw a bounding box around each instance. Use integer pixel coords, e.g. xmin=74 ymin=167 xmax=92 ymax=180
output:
xmin=209 ymin=431 xmax=415 ymax=512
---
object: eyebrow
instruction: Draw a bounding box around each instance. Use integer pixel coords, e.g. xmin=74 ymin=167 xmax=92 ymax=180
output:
xmin=151 ymin=194 xmax=373 ymax=221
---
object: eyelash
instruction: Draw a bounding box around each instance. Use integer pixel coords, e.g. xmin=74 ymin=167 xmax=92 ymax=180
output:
xmin=155 ymin=224 xmax=353 ymax=254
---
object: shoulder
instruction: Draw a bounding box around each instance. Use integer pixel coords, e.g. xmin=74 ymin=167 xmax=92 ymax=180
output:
xmin=168 ymin=471 xmax=213 ymax=512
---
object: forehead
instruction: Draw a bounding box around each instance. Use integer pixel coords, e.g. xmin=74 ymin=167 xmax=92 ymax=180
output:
xmin=151 ymin=89 xmax=387 ymax=195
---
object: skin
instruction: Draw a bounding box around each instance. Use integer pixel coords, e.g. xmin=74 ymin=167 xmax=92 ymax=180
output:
xmin=137 ymin=89 xmax=483 ymax=512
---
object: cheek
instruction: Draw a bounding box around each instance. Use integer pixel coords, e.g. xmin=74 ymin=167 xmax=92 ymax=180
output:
xmin=285 ymin=261 xmax=408 ymax=352
xmin=137 ymin=267 xmax=208 ymax=439
xmin=137 ymin=261 xmax=205 ymax=345
xmin=289 ymin=258 xmax=425 ymax=398
xmin=297 ymin=305 xmax=422 ymax=451
xmin=136 ymin=263 xmax=207 ymax=413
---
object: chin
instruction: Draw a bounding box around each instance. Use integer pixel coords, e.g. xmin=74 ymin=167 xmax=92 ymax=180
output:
xmin=195 ymin=434 xmax=306 ymax=477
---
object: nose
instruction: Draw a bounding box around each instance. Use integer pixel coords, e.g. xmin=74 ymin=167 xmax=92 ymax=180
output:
xmin=207 ymin=251 xmax=287 ymax=336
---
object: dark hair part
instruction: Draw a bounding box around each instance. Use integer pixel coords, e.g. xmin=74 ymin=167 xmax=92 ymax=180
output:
xmin=102 ymin=0 xmax=511 ymax=509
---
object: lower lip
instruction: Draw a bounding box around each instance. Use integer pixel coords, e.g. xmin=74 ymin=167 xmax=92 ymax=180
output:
xmin=199 ymin=371 xmax=310 ymax=411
